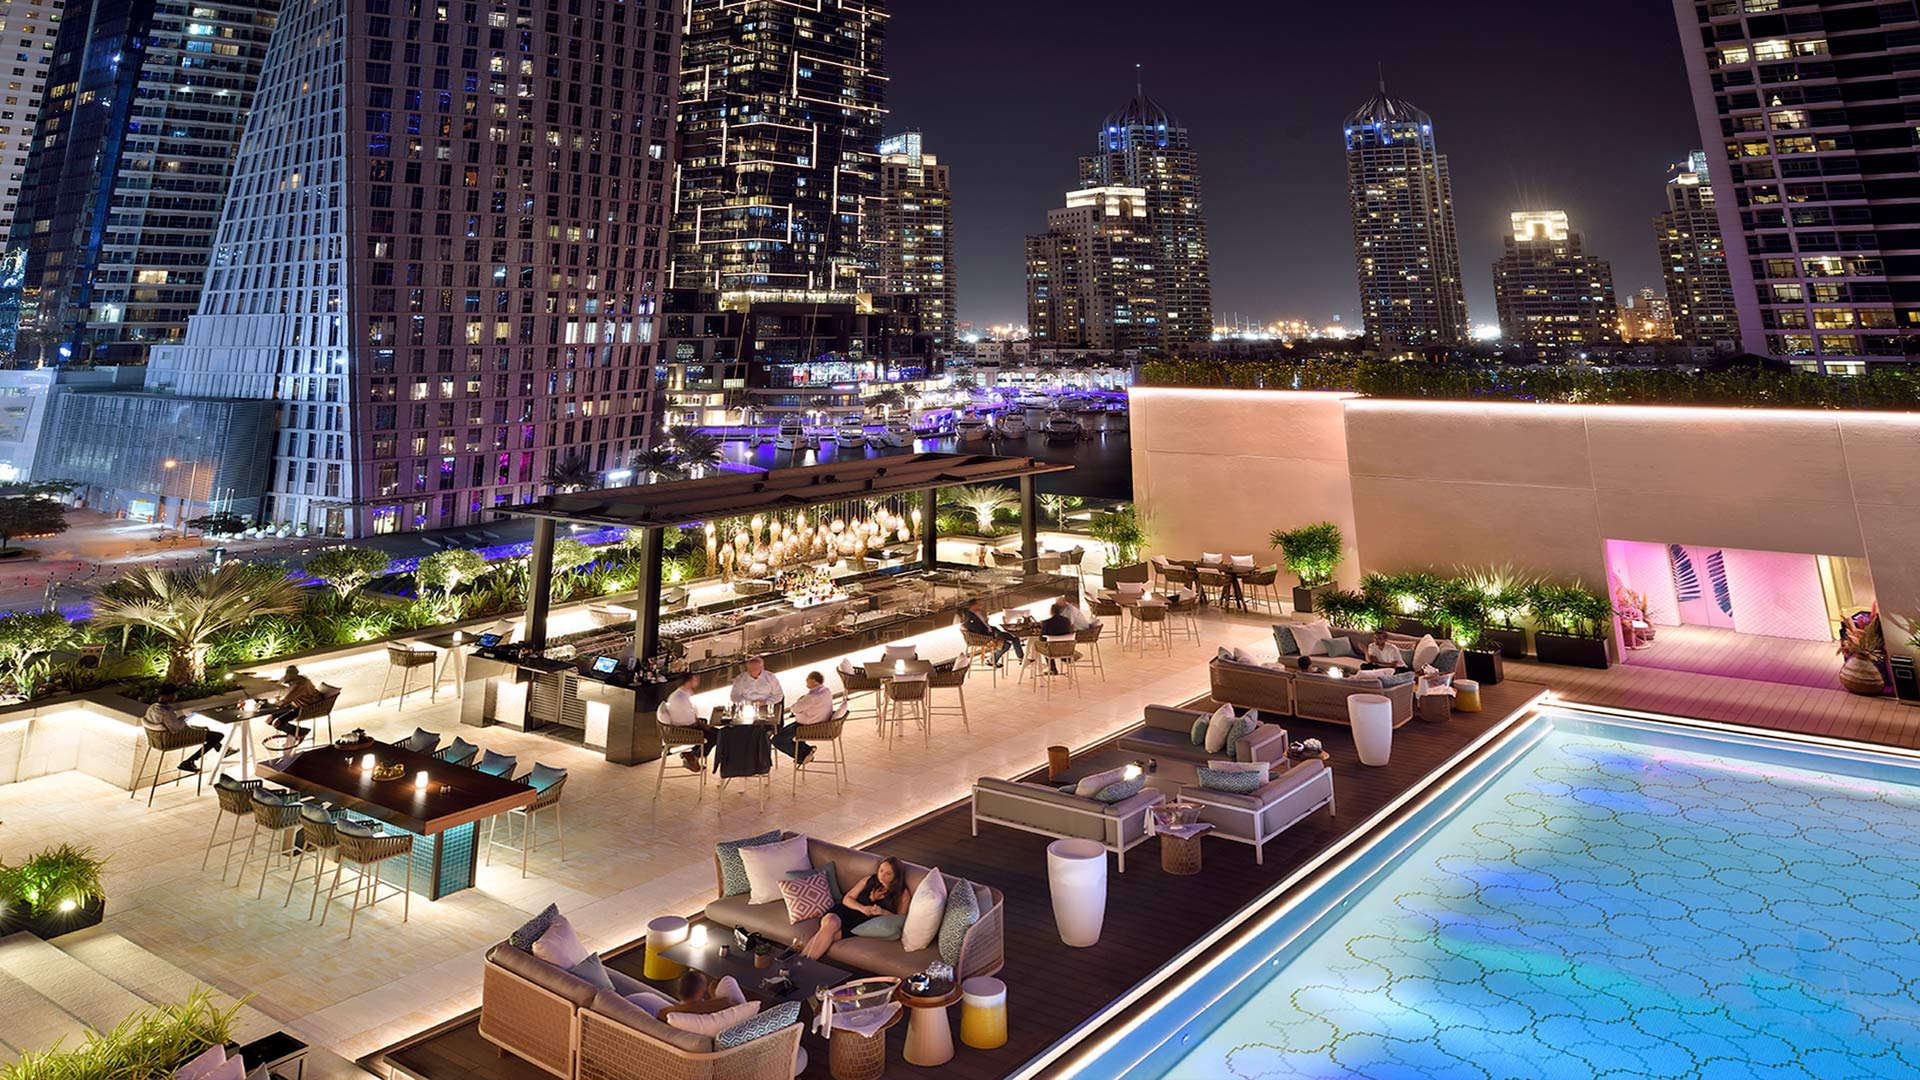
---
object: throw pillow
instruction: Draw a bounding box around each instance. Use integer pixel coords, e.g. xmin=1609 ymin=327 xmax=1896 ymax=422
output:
xmin=715 ymin=830 xmax=785 ymax=897
xmin=625 ymin=990 xmax=675 ymax=1018
xmin=1272 ymin=624 xmax=1300 ymax=656
xmin=566 ymin=952 xmax=615 ymax=991
xmin=201 ymin=1058 xmax=245 ymax=1080
xmin=900 ymin=868 xmax=948 ymax=951
xmin=1196 ymin=767 xmax=1264 ymax=794
xmin=1412 ymin=634 xmax=1441 ymax=671
xmin=668 ymin=1000 xmax=761 ymax=1037
xmin=837 ymin=658 xmax=859 ymax=677
xmin=777 ymin=869 xmax=836 ymax=923
xmin=531 ymin=913 xmax=589 ymax=968
xmin=1092 ymin=775 xmax=1144 ymax=803
xmin=937 ymin=875 xmax=981 ymax=966
xmin=851 ymin=913 xmax=907 ymax=939
xmin=1214 ymin=645 xmax=1236 ymax=664
xmin=788 ymin=860 xmax=839 ymax=903
xmin=1072 ymin=766 xmax=1128 ymax=797
xmin=1429 ymin=647 xmax=1460 ymax=674
xmin=1117 ymin=581 xmax=1147 ymax=597
xmin=739 ymin=834 xmax=812 ymax=905
xmin=1289 ymin=619 xmax=1334 ymax=659
xmin=1228 ymin=646 xmax=1262 ymax=666
xmin=1325 ymin=636 xmax=1357 ymax=658
xmin=1189 ymin=716 xmax=1209 ymax=746
xmin=1206 ymin=759 xmax=1272 ymax=783
xmin=1203 ymin=703 xmax=1239 ymax=754
xmin=716 ymin=1000 xmax=802 ymax=1049
xmin=173 ymin=1045 xmax=229 ymax=1080
xmin=1202 ymin=551 xmax=1224 ymax=564
xmin=1222 ymin=714 xmax=1261 ymax=759
xmin=508 ymin=902 xmax=559 ymax=951
xmin=1230 ymin=554 xmax=1255 ymax=569
xmin=1378 ymin=671 xmax=1418 ymax=689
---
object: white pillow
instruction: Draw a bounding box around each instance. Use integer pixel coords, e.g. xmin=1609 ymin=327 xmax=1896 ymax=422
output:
xmin=739 ymin=833 xmax=812 ymax=905
xmin=1419 ymin=672 xmax=1455 ymax=696
xmin=901 ymin=868 xmax=949 ymax=951
xmin=173 ymin=1046 xmax=229 ymax=1080
xmin=1117 ymin=581 xmax=1147 ymax=597
xmin=1228 ymin=646 xmax=1262 ymax=666
xmin=1206 ymin=759 xmax=1271 ymax=783
xmin=201 ymin=1059 xmax=245 ymax=1080
xmin=1072 ymin=766 xmax=1129 ymax=797
xmin=1202 ymin=552 xmax=1224 ymax=565
xmin=531 ymin=913 xmax=590 ymax=968
xmin=837 ymin=658 xmax=859 ymax=676
xmin=1230 ymin=554 xmax=1255 ymax=569
xmin=884 ymin=643 xmax=918 ymax=662
xmin=1289 ymin=619 xmax=1333 ymax=659
xmin=667 ymin=1000 xmax=761 ymax=1036
xmin=1204 ymin=703 xmax=1240 ymax=754
xmin=1412 ymin=634 xmax=1441 ymax=671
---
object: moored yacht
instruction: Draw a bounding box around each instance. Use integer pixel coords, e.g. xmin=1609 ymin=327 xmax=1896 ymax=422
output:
xmin=1042 ymin=410 xmax=1082 ymax=443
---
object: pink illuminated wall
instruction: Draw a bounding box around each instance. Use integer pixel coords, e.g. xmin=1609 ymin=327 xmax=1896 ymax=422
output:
xmin=1722 ymin=547 xmax=1830 ymax=642
xmin=1606 ymin=539 xmax=1679 ymax=625
xmin=1605 ymin=538 xmax=1832 ymax=642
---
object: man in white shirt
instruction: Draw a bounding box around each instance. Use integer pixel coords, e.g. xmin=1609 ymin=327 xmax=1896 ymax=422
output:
xmin=1365 ymin=630 xmax=1407 ymax=670
xmin=769 ymin=671 xmax=831 ymax=766
xmin=1059 ymin=595 xmax=1095 ymax=632
xmin=659 ymin=673 xmax=707 ymax=770
xmin=729 ymin=655 xmax=784 ymax=710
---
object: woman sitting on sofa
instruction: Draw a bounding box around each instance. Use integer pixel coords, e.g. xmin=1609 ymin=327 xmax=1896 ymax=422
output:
xmin=800 ymin=857 xmax=908 ymax=960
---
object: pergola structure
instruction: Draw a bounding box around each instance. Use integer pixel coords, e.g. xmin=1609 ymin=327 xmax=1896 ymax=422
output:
xmin=496 ymin=453 xmax=1074 ymax=661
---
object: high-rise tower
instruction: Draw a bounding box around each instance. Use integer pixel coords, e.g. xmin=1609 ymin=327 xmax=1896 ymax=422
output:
xmin=877 ymin=131 xmax=955 ymax=349
xmin=1025 ymin=185 xmax=1157 ymax=351
xmin=1654 ymin=150 xmax=1736 ymax=350
xmin=0 ymin=0 xmax=57 ymax=246
xmin=1079 ymin=72 xmax=1211 ymax=348
xmin=1343 ymin=82 xmax=1467 ymax=349
xmin=148 ymin=0 xmax=681 ymax=537
xmin=1492 ymin=211 xmax=1619 ymax=357
xmin=3 ymin=0 xmax=279 ymax=364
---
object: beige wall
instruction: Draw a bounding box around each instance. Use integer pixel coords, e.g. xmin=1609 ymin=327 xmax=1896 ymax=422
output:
xmin=1131 ymin=389 xmax=1920 ymax=657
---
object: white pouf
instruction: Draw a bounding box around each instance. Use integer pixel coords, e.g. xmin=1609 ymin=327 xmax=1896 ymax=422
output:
xmin=1347 ymin=692 xmax=1394 ymax=766
xmin=1046 ymin=838 xmax=1108 ymax=947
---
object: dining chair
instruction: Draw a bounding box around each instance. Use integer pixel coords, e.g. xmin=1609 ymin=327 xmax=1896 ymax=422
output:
xmin=1244 ymin=564 xmax=1282 ymax=612
xmin=240 ymin=790 xmax=306 ymax=899
xmin=133 ymin=718 xmax=209 ymax=806
xmin=1034 ymin=638 xmax=1081 ymax=698
xmin=487 ymin=764 xmax=567 ymax=878
xmin=1089 ymin=598 xmax=1127 ymax=649
xmin=434 ymin=736 xmax=480 ymax=767
xmin=1073 ymin=622 xmax=1107 ymax=681
xmin=381 ymin=643 xmax=439 ymax=708
xmin=1132 ymin=603 xmax=1173 ymax=655
xmin=839 ymin=665 xmax=885 ymax=727
xmin=474 ymin=750 xmax=518 ymax=777
xmin=880 ymin=674 xmax=930 ymax=748
xmin=959 ymin=629 xmax=1003 ymax=686
xmin=791 ymin=704 xmax=849 ymax=793
xmin=285 ymin=803 xmax=342 ymax=919
xmin=654 ymin=720 xmax=709 ymax=801
xmin=1167 ymin=594 xmax=1203 ymax=645
xmin=324 ymin=820 xmax=413 ymax=938
xmin=292 ymin=685 xmax=342 ymax=747
xmin=203 ymin=775 xmax=260 ymax=882
xmin=398 ymin=727 xmax=441 ymax=754
xmin=927 ymin=653 xmax=973 ymax=733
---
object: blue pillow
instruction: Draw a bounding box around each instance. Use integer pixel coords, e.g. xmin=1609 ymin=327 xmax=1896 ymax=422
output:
xmin=851 ymin=913 xmax=906 ymax=939
xmin=402 ymin=728 xmax=440 ymax=753
xmin=1272 ymin=625 xmax=1300 ymax=656
xmin=252 ymin=789 xmax=298 ymax=806
xmin=1377 ymin=671 xmax=1417 ymax=689
xmin=716 ymin=999 xmax=802 ymax=1048
xmin=439 ymin=736 xmax=479 ymax=764
xmin=1196 ymin=767 xmax=1262 ymax=794
xmin=475 ymin=750 xmax=517 ymax=776
xmin=1189 ymin=716 xmax=1208 ymax=746
xmin=1092 ymin=776 xmax=1144 ymax=803
xmin=1222 ymin=714 xmax=1260 ymax=758
xmin=509 ymin=903 xmax=560 ymax=951
xmin=1429 ymin=648 xmax=1460 ymax=673
xmin=526 ymin=763 xmax=567 ymax=792
xmin=567 ymin=952 xmax=615 ymax=991
xmin=1325 ymin=636 xmax=1356 ymax=658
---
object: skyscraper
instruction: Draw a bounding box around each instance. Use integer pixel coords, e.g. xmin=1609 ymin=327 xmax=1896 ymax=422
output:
xmin=877 ymin=131 xmax=955 ymax=349
xmin=4 ymin=0 xmax=279 ymax=364
xmin=1025 ymin=185 xmax=1157 ymax=351
xmin=1078 ymin=76 xmax=1211 ymax=347
xmin=670 ymin=0 xmax=885 ymax=297
xmin=0 ymin=0 xmax=57 ymax=244
xmin=1673 ymin=5 xmax=1918 ymax=368
xmin=1654 ymin=151 xmax=1736 ymax=350
xmin=1343 ymin=83 xmax=1467 ymax=350
xmin=147 ymin=0 xmax=681 ymax=537
xmin=1618 ymin=286 xmax=1675 ymax=342
xmin=1492 ymin=211 xmax=1619 ymax=356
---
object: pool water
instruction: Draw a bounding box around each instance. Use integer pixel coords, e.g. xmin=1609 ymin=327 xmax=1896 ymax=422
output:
xmin=1141 ymin=712 xmax=1920 ymax=1079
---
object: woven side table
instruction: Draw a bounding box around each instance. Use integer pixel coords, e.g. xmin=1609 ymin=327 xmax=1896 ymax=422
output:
xmin=1159 ymin=822 xmax=1212 ymax=876
xmin=828 ymin=1008 xmax=901 ymax=1080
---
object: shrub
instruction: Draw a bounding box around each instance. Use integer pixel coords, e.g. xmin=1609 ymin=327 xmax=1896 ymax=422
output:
xmin=1527 ymin=583 xmax=1615 ymax=639
xmin=0 ymin=988 xmax=240 ymax=1080
xmin=1311 ymin=589 xmax=1389 ymax=631
xmin=1268 ymin=521 xmax=1344 ymax=585
xmin=1433 ymin=588 xmax=1488 ymax=648
xmin=1088 ymin=505 xmax=1145 ymax=565
xmin=416 ymin=548 xmax=488 ymax=597
xmin=0 ymin=843 xmax=107 ymax=915
xmin=304 ymin=545 xmax=393 ymax=601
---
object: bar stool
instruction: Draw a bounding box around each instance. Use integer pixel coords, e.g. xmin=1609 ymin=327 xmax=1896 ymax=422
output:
xmin=486 ymin=764 xmax=567 ymax=878
xmin=381 ymin=643 xmax=439 ymax=708
xmin=838 ymin=666 xmax=885 ymax=728
xmin=926 ymin=655 xmax=973 ymax=733
xmin=290 ymin=685 xmax=341 ymax=747
xmin=792 ymin=706 xmax=849 ymax=792
xmin=1089 ymin=598 xmax=1127 ymax=648
xmin=133 ymin=718 xmax=210 ymax=806
xmin=958 ymin=630 xmax=1002 ymax=686
xmin=1166 ymin=594 xmax=1202 ymax=645
xmin=434 ymin=736 xmax=480 ymax=767
xmin=474 ymin=749 xmax=517 ymax=777
xmin=1132 ymin=603 xmax=1172 ymax=655
xmin=202 ymin=775 xmax=261 ymax=882
xmin=1031 ymin=638 xmax=1080 ymax=698
xmin=324 ymin=820 xmax=413 ymax=938
xmin=397 ymin=727 xmax=441 ymax=754
xmin=1244 ymin=564 xmax=1282 ymax=612
xmin=654 ymin=720 xmax=709 ymax=800
xmin=239 ymin=790 xmax=305 ymax=898
xmin=1073 ymin=623 xmax=1107 ymax=681
xmin=1194 ymin=565 xmax=1228 ymax=606
xmin=285 ymin=803 xmax=341 ymax=919
xmin=881 ymin=674 xmax=929 ymax=748
xmin=960 ymin=976 xmax=1008 ymax=1050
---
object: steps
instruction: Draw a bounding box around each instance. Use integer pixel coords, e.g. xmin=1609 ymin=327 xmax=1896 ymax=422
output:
xmin=0 ymin=928 xmax=374 ymax=1077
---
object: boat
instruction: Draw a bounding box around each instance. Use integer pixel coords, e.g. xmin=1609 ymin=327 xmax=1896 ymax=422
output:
xmin=1103 ymin=405 xmax=1129 ymax=431
xmin=1016 ymin=391 xmax=1053 ymax=408
xmin=1042 ymin=410 xmax=1082 ymax=443
xmin=834 ymin=418 xmax=868 ymax=444
xmin=954 ymin=413 xmax=991 ymax=443
xmin=1070 ymin=399 xmax=1103 ymax=433
xmin=774 ymin=418 xmax=816 ymax=451
xmin=867 ymin=419 xmax=915 ymax=448
xmin=995 ymin=409 xmax=1028 ymax=438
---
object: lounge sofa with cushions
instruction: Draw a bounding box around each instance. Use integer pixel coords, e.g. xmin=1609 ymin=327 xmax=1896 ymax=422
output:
xmin=1114 ymin=703 xmax=1288 ymax=766
xmin=1181 ymin=759 xmax=1336 ymax=864
xmin=1207 ymin=656 xmax=1296 ymax=718
xmin=1209 ymin=657 xmax=1417 ymax=728
xmin=480 ymin=935 xmax=801 ymax=1080
xmin=702 ymin=834 xmax=1005 ymax=982
xmin=971 ymin=775 xmax=1165 ymax=872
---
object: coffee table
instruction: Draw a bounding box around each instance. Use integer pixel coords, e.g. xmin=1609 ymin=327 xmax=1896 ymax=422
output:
xmin=1048 ymin=747 xmax=1192 ymax=796
xmin=896 ymin=980 xmax=962 ymax=1066
xmin=659 ymin=937 xmax=851 ymax=1012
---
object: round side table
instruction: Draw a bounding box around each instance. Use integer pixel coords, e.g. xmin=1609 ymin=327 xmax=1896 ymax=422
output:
xmin=895 ymin=982 xmax=962 ymax=1067
xmin=828 ymin=1008 xmax=901 ymax=1080
xmin=1159 ymin=828 xmax=1207 ymax=876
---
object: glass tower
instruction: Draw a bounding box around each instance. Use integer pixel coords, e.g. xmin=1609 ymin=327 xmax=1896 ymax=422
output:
xmin=1343 ymin=83 xmax=1467 ymax=349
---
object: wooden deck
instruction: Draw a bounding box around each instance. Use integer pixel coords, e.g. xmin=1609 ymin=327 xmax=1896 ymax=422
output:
xmin=1620 ymin=622 xmax=1842 ymax=690
xmin=378 ymin=676 xmax=1551 ymax=1080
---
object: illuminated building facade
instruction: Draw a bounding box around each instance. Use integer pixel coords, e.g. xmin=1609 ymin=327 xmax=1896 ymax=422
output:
xmin=1344 ymin=83 xmax=1467 ymax=349
xmin=1674 ymin=3 xmax=1920 ymax=368
xmin=877 ymin=131 xmax=955 ymax=349
xmin=3 ymin=0 xmax=278 ymax=364
xmin=1492 ymin=210 xmax=1619 ymax=356
xmin=1025 ymin=185 xmax=1157 ymax=352
xmin=0 ymin=0 xmax=55 ymax=248
xmin=147 ymin=0 xmax=681 ymax=537
xmin=1654 ymin=150 xmax=1736 ymax=349
xmin=1077 ymin=83 xmax=1211 ymax=347
xmin=1618 ymin=286 xmax=1676 ymax=342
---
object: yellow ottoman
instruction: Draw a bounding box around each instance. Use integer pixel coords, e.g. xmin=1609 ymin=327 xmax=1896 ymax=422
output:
xmin=1455 ymin=679 xmax=1482 ymax=713
xmin=960 ymin=976 xmax=1007 ymax=1050
xmin=643 ymin=915 xmax=688 ymax=979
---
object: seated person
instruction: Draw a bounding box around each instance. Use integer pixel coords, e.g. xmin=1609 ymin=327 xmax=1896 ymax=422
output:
xmin=659 ymin=672 xmax=709 ymax=771
xmin=1059 ymin=595 xmax=1096 ymax=631
xmin=959 ymin=597 xmax=1023 ymax=665
xmin=1037 ymin=602 xmax=1075 ymax=638
xmin=801 ymin=856 xmax=909 ymax=960
xmin=729 ymin=655 xmax=784 ymax=714
xmin=1365 ymin=630 xmax=1408 ymax=671
xmin=263 ymin=665 xmax=322 ymax=736
xmin=145 ymin=684 xmax=221 ymax=773
xmin=771 ymin=671 xmax=836 ymax=766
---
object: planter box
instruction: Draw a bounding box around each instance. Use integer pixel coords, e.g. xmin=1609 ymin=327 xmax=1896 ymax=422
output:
xmin=1101 ymin=562 xmax=1149 ymax=590
xmin=0 ymin=896 xmax=104 ymax=940
xmin=1291 ymin=583 xmax=1333 ymax=614
xmin=1533 ymin=631 xmax=1610 ymax=669
xmin=1464 ymin=649 xmax=1505 ymax=686
xmin=1390 ymin=617 xmax=1437 ymax=639
xmin=1478 ymin=627 xmax=1528 ymax=659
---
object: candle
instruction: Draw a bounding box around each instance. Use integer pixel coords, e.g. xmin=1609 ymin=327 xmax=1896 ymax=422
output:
xmin=690 ymin=924 xmax=708 ymax=948
xmin=1123 ymin=763 xmax=1143 ymax=781
xmin=360 ymin=753 xmax=375 ymax=771
xmin=416 ymin=771 xmax=430 ymax=790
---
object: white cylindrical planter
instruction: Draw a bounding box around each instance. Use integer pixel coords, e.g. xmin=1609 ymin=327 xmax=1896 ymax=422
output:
xmin=1046 ymin=838 xmax=1108 ymax=947
xmin=1348 ymin=693 xmax=1393 ymax=766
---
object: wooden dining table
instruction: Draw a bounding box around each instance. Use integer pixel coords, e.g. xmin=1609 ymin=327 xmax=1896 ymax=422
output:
xmin=1173 ymin=559 xmax=1253 ymax=610
xmin=256 ymin=741 xmax=535 ymax=899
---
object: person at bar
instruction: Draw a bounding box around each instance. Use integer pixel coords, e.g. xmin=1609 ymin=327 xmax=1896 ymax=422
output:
xmin=262 ymin=665 xmax=322 ymax=737
xmin=659 ymin=671 xmax=708 ymax=771
xmin=145 ymin=684 xmax=222 ymax=773
xmin=960 ymin=597 xmax=1023 ymax=666
xmin=729 ymin=655 xmax=785 ymax=713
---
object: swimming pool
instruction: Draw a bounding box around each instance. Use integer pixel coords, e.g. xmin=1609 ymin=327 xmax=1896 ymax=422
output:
xmin=1077 ymin=707 xmax=1920 ymax=1079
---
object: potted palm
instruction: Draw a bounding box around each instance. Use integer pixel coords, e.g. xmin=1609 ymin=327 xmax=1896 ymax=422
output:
xmin=1269 ymin=521 xmax=1344 ymax=614
xmin=1463 ymin=566 xmax=1532 ymax=659
xmin=1362 ymin=571 xmax=1445 ymax=638
xmin=1528 ymin=584 xmax=1615 ymax=668
xmin=1311 ymin=589 xmax=1389 ymax=632
xmin=1434 ymin=587 xmax=1503 ymax=685
xmin=0 ymin=844 xmax=107 ymax=939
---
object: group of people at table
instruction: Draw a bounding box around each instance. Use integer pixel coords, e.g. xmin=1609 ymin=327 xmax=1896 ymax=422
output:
xmin=141 ymin=665 xmax=331 ymax=774
xmin=656 ymin=655 xmax=838 ymax=773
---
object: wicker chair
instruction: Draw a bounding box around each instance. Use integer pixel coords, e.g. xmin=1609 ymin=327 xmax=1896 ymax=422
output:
xmin=1132 ymin=602 xmax=1172 ymax=655
xmin=435 ymin=736 xmax=480 ymax=767
xmin=1244 ymin=564 xmax=1282 ymax=612
xmin=791 ymin=706 xmax=849 ymax=793
xmin=397 ymin=727 xmax=441 ymax=754
xmin=239 ymin=794 xmax=306 ymax=899
xmin=959 ymin=629 xmax=1003 ymax=686
xmin=1193 ymin=565 xmax=1228 ymax=606
xmin=486 ymin=765 xmax=567 ymax=878
xmin=881 ymin=675 xmax=929 ymax=748
xmin=285 ymin=803 xmax=341 ymax=919
xmin=323 ymin=824 xmax=413 ymax=937
xmin=655 ymin=721 xmax=709 ymax=800
xmin=1166 ymin=594 xmax=1203 ymax=645
xmin=133 ymin=717 xmax=211 ymax=806
xmin=291 ymin=684 xmax=342 ymax=746
xmin=576 ymin=1001 xmax=801 ymax=1080
xmin=202 ymin=775 xmax=260 ymax=881
xmin=381 ymin=643 xmax=439 ymax=707
xmin=1029 ymin=638 xmax=1081 ymax=698
xmin=927 ymin=655 xmax=973 ymax=732
xmin=1073 ymin=622 xmax=1107 ymax=681
xmin=838 ymin=666 xmax=884 ymax=730
xmin=1089 ymin=598 xmax=1127 ymax=648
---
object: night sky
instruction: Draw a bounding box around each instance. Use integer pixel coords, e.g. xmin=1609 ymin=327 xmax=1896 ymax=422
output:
xmin=888 ymin=0 xmax=1704 ymax=331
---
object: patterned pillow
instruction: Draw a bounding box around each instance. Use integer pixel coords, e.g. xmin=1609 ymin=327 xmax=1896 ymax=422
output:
xmin=937 ymin=876 xmax=981 ymax=966
xmin=777 ymin=869 xmax=836 ymax=923
xmin=1222 ymin=714 xmax=1261 ymax=758
xmin=508 ymin=902 xmax=559 ymax=951
xmin=1272 ymin=624 xmax=1300 ymax=656
xmin=1197 ymin=767 xmax=1263 ymax=794
xmin=1092 ymin=775 xmax=1144 ymax=803
xmin=1429 ymin=648 xmax=1460 ymax=674
xmin=716 ymin=999 xmax=802 ymax=1048
xmin=715 ymin=830 xmax=784 ymax=897
xmin=1189 ymin=716 xmax=1209 ymax=746
xmin=788 ymin=860 xmax=839 ymax=903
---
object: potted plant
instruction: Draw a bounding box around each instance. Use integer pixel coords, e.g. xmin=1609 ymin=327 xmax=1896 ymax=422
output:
xmin=1434 ymin=586 xmax=1503 ymax=685
xmin=1310 ymin=589 xmax=1389 ymax=632
xmin=0 ymin=988 xmax=240 ymax=1078
xmin=1269 ymin=521 xmax=1344 ymax=614
xmin=1837 ymin=608 xmax=1888 ymax=696
xmin=0 ymin=844 xmax=108 ymax=939
xmin=1528 ymin=584 xmax=1615 ymax=668
xmin=1463 ymin=566 xmax=1532 ymax=659
xmin=1090 ymin=506 xmax=1147 ymax=587
xmin=1361 ymin=571 xmax=1445 ymax=637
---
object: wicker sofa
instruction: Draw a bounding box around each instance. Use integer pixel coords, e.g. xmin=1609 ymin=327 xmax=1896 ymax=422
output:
xmin=1208 ymin=656 xmax=1417 ymax=728
xmin=702 ymin=833 xmax=1005 ymax=982
xmin=479 ymin=938 xmax=801 ymax=1080
xmin=1114 ymin=703 xmax=1289 ymax=766
xmin=971 ymin=776 xmax=1165 ymax=872
xmin=1181 ymin=758 xmax=1336 ymax=864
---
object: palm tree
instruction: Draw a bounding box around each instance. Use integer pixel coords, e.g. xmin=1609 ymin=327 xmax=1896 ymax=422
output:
xmin=870 ymin=387 xmax=907 ymax=416
xmin=669 ymin=427 xmax=725 ymax=478
xmin=947 ymin=485 xmax=1018 ymax=534
xmin=92 ymin=563 xmax=301 ymax=682
xmin=544 ymin=451 xmax=598 ymax=492
xmin=630 ymin=445 xmax=683 ymax=484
